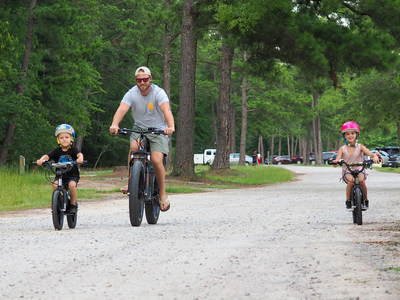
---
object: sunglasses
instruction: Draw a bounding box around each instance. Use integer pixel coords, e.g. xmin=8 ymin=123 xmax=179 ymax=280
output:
xmin=136 ymin=77 xmax=151 ymax=83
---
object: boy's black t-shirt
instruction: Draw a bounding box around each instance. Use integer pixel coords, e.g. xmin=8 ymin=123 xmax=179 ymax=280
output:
xmin=47 ymin=147 xmax=81 ymax=178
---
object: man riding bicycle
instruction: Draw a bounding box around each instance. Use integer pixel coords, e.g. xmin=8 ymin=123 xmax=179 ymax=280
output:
xmin=109 ymin=66 xmax=175 ymax=212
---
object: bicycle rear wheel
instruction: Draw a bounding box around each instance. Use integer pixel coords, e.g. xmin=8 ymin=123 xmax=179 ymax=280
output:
xmin=145 ymin=167 xmax=160 ymax=224
xmin=129 ymin=161 xmax=145 ymax=227
xmin=51 ymin=190 xmax=64 ymax=230
xmin=354 ymin=187 xmax=363 ymax=225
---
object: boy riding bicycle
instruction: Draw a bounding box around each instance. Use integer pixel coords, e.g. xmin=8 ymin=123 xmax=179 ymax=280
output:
xmin=36 ymin=124 xmax=84 ymax=213
xmin=333 ymin=121 xmax=379 ymax=210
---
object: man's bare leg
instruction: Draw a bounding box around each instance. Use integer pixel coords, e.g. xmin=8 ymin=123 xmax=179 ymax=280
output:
xmin=151 ymin=151 xmax=170 ymax=211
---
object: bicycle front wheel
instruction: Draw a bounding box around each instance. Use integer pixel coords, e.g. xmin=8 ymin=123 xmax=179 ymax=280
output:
xmin=354 ymin=187 xmax=363 ymax=225
xmin=145 ymin=167 xmax=160 ymax=225
xmin=67 ymin=202 xmax=78 ymax=229
xmin=129 ymin=161 xmax=145 ymax=227
xmin=51 ymin=190 xmax=64 ymax=230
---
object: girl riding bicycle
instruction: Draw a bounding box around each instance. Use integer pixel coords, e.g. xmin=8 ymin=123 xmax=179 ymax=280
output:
xmin=333 ymin=121 xmax=379 ymax=209
xmin=36 ymin=124 xmax=84 ymax=213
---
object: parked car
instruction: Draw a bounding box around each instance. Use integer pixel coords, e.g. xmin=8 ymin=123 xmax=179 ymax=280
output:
xmin=309 ymin=154 xmax=316 ymax=165
xmin=327 ymin=153 xmax=338 ymax=165
xmin=265 ymin=155 xmax=278 ymax=164
xmin=369 ymin=150 xmax=390 ymax=167
xmin=272 ymin=155 xmax=293 ymax=165
xmin=323 ymin=152 xmax=336 ymax=164
xmin=309 ymin=152 xmax=336 ymax=165
xmin=291 ymin=155 xmax=304 ymax=164
xmin=229 ymin=153 xmax=252 ymax=165
xmin=388 ymin=154 xmax=400 ymax=167
xmin=375 ymin=146 xmax=400 ymax=156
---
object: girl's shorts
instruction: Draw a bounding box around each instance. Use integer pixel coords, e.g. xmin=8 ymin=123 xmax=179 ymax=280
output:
xmin=341 ymin=171 xmax=366 ymax=184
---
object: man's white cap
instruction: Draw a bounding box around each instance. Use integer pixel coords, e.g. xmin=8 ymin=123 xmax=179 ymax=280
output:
xmin=135 ymin=66 xmax=151 ymax=77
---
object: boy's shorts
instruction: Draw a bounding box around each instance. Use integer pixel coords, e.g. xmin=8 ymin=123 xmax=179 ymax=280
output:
xmin=54 ymin=176 xmax=80 ymax=185
xmin=130 ymin=127 xmax=169 ymax=156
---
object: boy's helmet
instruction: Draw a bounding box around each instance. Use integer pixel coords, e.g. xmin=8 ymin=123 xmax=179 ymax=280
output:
xmin=341 ymin=121 xmax=360 ymax=134
xmin=55 ymin=124 xmax=75 ymax=141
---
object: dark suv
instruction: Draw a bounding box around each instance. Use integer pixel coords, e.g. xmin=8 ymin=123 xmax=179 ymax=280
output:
xmin=375 ymin=147 xmax=400 ymax=156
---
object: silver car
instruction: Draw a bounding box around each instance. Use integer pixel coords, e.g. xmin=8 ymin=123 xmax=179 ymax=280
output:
xmin=370 ymin=150 xmax=390 ymax=167
xmin=229 ymin=153 xmax=252 ymax=165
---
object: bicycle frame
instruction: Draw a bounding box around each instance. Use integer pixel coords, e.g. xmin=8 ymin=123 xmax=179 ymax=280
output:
xmin=120 ymin=127 xmax=164 ymax=203
xmin=34 ymin=161 xmax=83 ymax=230
xmin=51 ymin=164 xmax=71 ymax=212
xmin=338 ymin=160 xmax=372 ymax=225
xmin=118 ymin=127 xmax=165 ymax=226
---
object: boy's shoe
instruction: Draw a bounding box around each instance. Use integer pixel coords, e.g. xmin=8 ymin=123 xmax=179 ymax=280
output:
xmin=345 ymin=200 xmax=352 ymax=210
xmin=68 ymin=204 xmax=77 ymax=214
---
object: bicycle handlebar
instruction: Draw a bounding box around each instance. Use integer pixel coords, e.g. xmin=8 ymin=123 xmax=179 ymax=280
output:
xmin=117 ymin=128 xmax=165 ymax=135
xmin=33 ymin=161 xmax=87 ymax=175
xmin=337 ymin=159 xmax=373 ymax=173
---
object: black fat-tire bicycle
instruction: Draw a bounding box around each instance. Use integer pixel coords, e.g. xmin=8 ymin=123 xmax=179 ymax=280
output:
xmin=34 ymin=161 xmax=84 ymax=230
xmin=118 ymin=128 xmax=165 ymax=227
xmin=338 ymin=160 xmax=372 ymax=225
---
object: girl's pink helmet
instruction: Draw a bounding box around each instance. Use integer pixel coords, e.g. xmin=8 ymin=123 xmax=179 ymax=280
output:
xmin=341 ymin=121 xmax=360 ymax=134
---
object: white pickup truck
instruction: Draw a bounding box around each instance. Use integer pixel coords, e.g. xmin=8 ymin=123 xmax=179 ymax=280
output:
xmin=194 ymin=149 xmax=216 ymax=165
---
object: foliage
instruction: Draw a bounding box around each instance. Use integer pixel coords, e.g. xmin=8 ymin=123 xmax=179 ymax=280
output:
xmin=0 ymin=0 xmax=399 ymax=169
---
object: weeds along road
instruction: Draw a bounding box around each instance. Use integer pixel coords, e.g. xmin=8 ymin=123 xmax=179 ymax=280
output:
xmin=1 ymin=166 xmax=399 ymax=299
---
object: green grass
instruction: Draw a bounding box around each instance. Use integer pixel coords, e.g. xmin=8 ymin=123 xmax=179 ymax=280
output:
xmin=1 ymin=165 xmax=293 ymax=212
xmin=195 ymin=165 xmax=294 ymax=185
xmin=0 ymin=168 xmax=53 ymax=211
xmin=375 ymin=167 xmax=400 ymax=174
xmin=0 ymin=168 xmax=110 ymax=212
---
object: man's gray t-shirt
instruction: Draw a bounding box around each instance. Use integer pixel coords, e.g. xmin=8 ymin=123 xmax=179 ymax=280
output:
xmin=121 ymin=84 xmax=169 ymax=130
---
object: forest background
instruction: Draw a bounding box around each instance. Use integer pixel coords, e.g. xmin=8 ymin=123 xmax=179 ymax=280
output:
xmin=1 ymin=0 xmax=400 ymax=176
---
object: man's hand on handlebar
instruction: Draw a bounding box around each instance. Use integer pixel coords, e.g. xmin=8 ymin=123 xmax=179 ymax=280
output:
xmin=109 ymin=124 xmax=119 ymax=135
xmin=164 ymin=127 xmax=175 ymax=135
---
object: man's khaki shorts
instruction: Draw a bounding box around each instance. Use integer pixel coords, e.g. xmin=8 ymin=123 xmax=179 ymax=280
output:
xmin=130 ymin=128 xmax=169 ymax=155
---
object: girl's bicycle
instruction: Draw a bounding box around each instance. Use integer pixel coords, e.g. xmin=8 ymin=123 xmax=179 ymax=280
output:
xmin=34 ymin=160 xmax=85 ymax=230
xmin=337 ymin=159 xmax=372 ymax=225
xmin=118 ymin=128 xmax=165 ymax=227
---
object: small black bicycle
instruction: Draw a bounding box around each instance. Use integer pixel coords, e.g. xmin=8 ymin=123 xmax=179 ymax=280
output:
xmin=34 ymin=160 xmax=85 ymax=230
xmin=337 ymin=159 xmax=372 ymax=225
xmin=118 ymin=128 xmax=165 ymax=227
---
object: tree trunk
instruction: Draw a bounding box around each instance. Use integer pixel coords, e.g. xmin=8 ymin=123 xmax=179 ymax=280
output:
xmin=239 ymin=52 xmax=248 ymax=166
xmin=173 ymin=0 xmax=197 ymax=176
xmin=163 ymin=0 xmax=173 ymax=171
xmin=312 ymin=92 xmax=323 ymax=164
xmin=270 ymin=134 xmax=275 ymax=164
xmin=397 ymin=122 xmax=400 ymax=148
xmin=211 ymin=101 xmax=217 ymax=147
xmin=0 ymin=0 xmax=37 ymax=165
xmin=211 ymin=40 xmax=234 ymax=169
xmin=278 ymin=128 xmax=282 ymax=156
xmin=258 ymin=135 xmax=264 ymax=164
xmin=230 ymin=105 xmax=236 ymax=153
xmin=305 ymin=122 xmax=312 ymax=164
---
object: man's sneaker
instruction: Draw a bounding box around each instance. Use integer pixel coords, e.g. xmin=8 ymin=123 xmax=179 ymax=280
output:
xmin=68 ymin=204 xmax=77 ymax=214
xmin=345 ymin=200 xmax=352 ymax=210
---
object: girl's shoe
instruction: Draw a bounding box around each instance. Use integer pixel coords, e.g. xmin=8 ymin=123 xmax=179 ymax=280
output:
xmin=345 ymin=200 xmax=352 ymax=210
xmin=362 ymin=199 xmax=369 ymax=211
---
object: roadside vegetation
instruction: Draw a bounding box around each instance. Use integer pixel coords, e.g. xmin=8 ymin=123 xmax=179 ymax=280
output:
xmin=0 ymin=165 xmax=293 ymax=212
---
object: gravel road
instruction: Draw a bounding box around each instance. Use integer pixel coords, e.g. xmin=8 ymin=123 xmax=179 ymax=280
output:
xmin=1 ymin=166 xmax=399 ymax=299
